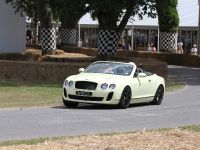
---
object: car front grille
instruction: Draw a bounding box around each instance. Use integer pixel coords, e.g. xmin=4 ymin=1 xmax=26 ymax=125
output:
xmin=68 ymin=94 xmax=103 ymax=101
xmin=75 ymin=81 xmax=97 ymax=90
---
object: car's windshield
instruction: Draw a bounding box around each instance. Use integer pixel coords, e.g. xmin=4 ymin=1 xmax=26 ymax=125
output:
xmin=84 ymin=62 xmax=134 ymax=76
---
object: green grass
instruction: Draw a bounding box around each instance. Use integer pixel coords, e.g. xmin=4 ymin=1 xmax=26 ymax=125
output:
xmin=165 ymin=78 xmax=186 ymax=92
xmin=165 ymin=82 xmax=185 ymax=92
xmin=0 ymin=80 xmax=62 ymax=108
xmin=0 ymin=138 xmax=51 ymax=147
xmin=180 ymin=125 xmax=200 ymax=132
xmin=0 ymin=78 xmax=185 ymax=108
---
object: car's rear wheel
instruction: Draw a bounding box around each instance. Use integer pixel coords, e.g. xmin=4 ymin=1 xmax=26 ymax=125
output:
xmin=63 ymin=99 xmax=79 ymax=108
xmin=117 ymin=86 xmax=132 ymax=109
xmin=152 ymin=85 xmax=164 ymax=105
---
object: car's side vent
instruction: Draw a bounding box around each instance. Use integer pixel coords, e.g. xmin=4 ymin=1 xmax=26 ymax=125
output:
xmin=64 ymin=88 xmax=67 ymax=97
xmin=106 ymin=92 xmax=114 ymax=101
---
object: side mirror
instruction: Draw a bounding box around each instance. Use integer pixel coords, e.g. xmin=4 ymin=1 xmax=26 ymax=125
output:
xmin=137 ymin=73 xmax=147 ymax=78
xmin=78 ymin=68 xmax=85 ymax=73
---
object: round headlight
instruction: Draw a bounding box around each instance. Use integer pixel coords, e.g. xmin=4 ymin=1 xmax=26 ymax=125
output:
xmin=68 ymin=81 xmax=74 ymax=87
xmin=109 ymin=84 xmax=116 ymax=89
xmin=101 ymin=83 xmax=108 ymax=90
xmin=64 ymin=80 xmax=68 ymax=87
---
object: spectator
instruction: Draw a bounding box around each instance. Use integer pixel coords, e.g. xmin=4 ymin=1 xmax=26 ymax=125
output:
xmin=118 ymin=40 xmax=123 ymax=49
xmin=190 ymin=44 xmax=198 ymax=55
xmin=151 ymin=43 xmax=157 ymax=53
xmin=177 ymin=41 xmax=183 ymax=54
xmin=146 ymin=44 xmax=151 ymax=52
xmin=124 ymin=42 xmax=130 ymax=50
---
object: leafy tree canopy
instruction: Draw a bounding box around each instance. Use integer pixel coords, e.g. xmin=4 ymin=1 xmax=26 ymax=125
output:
xmin=6 ymin=0 xmax=156 ymax=31
xmin=6 ymin=0 xmax=90 ymax=28
xmin=52 ymin=0 xmax=90 ymax=28
xmin=6 ymin=0 xmax=36 ymax=18
xmin=156 ymin=0 xmax=179 ymax=32
xmin=88 ymin=0 xmax=156 ymax=32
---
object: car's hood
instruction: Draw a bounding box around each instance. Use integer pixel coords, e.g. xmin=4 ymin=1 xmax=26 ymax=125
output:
xmin=69 ymin=73 xmax=126 ymax=83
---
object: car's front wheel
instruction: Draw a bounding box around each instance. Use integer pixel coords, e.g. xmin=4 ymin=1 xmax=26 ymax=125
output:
xmin=117 ymin=86 xmax=132 ymax=109
xmin=152 ymin=85 xmax=164 ymax=105
xmin=63 ymin=99 xmax=79 ymax=108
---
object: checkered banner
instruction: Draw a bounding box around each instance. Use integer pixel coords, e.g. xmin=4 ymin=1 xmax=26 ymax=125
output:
xmin=59 ymin=28 xmax=77 ymax=45
xmin=160 ymin=32 xmax=178 ymax=52
xmin=41 ymin=28 xmax=56 ymax=51
xmin=97 ymin=30 xmax=120 ymax=56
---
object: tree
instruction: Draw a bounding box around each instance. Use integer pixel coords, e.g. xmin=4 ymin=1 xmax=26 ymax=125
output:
xmin=88 ymin=0 xmax=156 ymax=58
xmin=156 ymin=0 xmax=179 ymax=52
xmin=37 ymin=0 xmax=56 ymax=55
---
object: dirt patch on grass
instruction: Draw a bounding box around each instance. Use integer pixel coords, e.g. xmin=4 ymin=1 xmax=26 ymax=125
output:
xmin=1 ymin=129 xmax=200 ymax=150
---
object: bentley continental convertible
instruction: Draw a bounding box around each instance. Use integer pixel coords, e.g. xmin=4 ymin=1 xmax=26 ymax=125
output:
xmin=63 ymin=61 xmax=165 ymax=109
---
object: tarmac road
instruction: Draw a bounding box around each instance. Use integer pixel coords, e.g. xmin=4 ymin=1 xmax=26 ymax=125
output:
xmin=0 ymin=65 xmax=200 ymax=142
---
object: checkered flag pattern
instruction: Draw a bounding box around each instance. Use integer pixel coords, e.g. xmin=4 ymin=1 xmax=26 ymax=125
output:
xmin=59 ymin=28 xmax=77 ymax=45
xmin=160 ymin=32 xmax=178 ymax=52
xmin=97 ymin=30 xmax=120 ymax=56
xmin=41 ymin=28 xmax=56 ymax=51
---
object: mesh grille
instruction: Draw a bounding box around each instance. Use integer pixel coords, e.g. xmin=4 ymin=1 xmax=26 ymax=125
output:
xmin=68 ymin=95 xmax=103 ymax=101
xmin=75 ymin=81 xmax=97 ymax=90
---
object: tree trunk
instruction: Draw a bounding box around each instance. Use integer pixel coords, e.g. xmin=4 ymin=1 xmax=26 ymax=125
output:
xmin=156 ymin=0 xmax=179 ymax=53
xmin=41 ymin=28 xmax=56 ymax=55
xmin=37 ymin=0 xmax=56 ymax=55
xmin=96 ymin=13 xmax=121 ymax=58
xmin=95 ymin=1 xmax=137 ymax=58
xmin=59 ymin=14 xmax=79 ymax=47
xmin=97 ymin=30 xmax=120 ymax=57
xmin=159 ymin=32 xmax=178 ymax=52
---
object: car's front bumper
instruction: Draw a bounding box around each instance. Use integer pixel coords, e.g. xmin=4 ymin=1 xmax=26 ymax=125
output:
xmin=63 ymin=87 xmax=120 ymax=105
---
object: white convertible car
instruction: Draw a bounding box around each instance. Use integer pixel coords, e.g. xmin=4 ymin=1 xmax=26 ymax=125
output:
xmin=63 ymin=61 xmax=165 ymax=109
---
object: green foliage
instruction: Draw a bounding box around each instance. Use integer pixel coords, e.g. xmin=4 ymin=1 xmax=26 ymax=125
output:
xmin=181 ymin=125 xmax=200 ymax=132
xmin=5 ymin=0 xmax=37 ymax=18
xmin=0 ymin=137 xmax=62 ymax=147
xmin=156 ymin=0 xmax=179 ymax=32
xmin=89 ymin=0 xmax=156 ymax=32
xmin=53 ymin=0 xmax=90 ymax=28
xmin=6 ymin=0 xmax=90 ymax=29
xmin=6 ymin=0 xmax=157 ymax=31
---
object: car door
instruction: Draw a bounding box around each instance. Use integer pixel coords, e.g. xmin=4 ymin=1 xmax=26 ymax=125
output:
xmin=137 ymin=73 xmax=153 ymax=97
xmin=130 ymin=69 xmax=153 ymax=102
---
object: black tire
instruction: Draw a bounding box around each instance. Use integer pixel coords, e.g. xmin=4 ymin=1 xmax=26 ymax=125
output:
xmin=63 ymin=99 xmax=79 ymax=108
xmin=152 ymin=85 xmax=164 ymax=105
xmin=117 ymin=86 xmax=132 ymax=109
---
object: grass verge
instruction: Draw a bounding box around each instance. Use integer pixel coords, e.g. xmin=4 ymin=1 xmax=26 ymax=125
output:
xmin=165 ymin=77 xmax=186 ymax=92
xmin=0 ymin=79 xmax=185 ymax=108
xmin=0 ymin=80 xmax=62 ymax=108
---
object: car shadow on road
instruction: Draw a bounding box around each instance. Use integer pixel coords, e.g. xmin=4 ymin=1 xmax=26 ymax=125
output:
xmin=51 ymin=102 xmax=151 ymax=110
